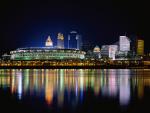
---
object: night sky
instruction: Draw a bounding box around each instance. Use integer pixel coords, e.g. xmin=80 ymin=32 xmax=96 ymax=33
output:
xmin=0 ymin=0 xmax=149 ymax=54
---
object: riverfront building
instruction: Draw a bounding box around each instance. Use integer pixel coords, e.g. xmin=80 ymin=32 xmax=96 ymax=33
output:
xmin=10 ymin=47 xmax=85 ymax=60
xmin=57 ymin=33 xmax=64 ymax=49
xmin=93 ymin=45 xmax=101 ymax=59
xmin=68 ymin=31 xmax=82 ymax=50
xmin=117 ymin=36 xmax=131 ymax=57
xmin=101 ymin=45 xmax=118 ymax=60
xmin=137 ymin=39 xmax=144 ymax=56
xmin=10 ymin=34 xmax=85 ymax=60
xmin=119 ymin=36 xmax=130 ymax=52
xmin=45 ymin=36 xmax=53 ymax=47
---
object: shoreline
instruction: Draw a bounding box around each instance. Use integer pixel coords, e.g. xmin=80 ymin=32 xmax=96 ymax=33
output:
xmin=1 ymin=59 xmax=150 ymax=69
xmin=0 ymin=65 xmax=149 ymax=69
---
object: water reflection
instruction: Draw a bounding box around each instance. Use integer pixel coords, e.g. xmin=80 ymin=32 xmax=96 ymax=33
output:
xmin=118 ymin=69 xmax=130 ymax=105
xmin=0 ymin=69 xmax=150 ymax=107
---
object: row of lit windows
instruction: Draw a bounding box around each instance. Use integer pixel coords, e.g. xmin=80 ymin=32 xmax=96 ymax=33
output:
xmin=12 ymin=56 xmax=84 ymax=60
xmin=11 ymin=50 xmax=85 ymax=54
xmin=11 ymin=53 xmax=85 ymax=59
xmin=13 ymin=53 xmax=83 ymax=57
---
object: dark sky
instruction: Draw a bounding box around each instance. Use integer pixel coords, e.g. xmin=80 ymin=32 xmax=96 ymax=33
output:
xmin=0 ymin=0 xmax=149 ymax=54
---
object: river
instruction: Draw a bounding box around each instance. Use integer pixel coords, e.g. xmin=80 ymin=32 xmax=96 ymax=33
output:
xmin=0 ymin=69 xmax=150 ymax=113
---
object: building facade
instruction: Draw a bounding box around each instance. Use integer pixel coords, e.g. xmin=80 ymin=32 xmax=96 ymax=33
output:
xmin=57 ymin=33 xmax=64 ymax=49
xmin=109 ymin=45 xmax=118 ymax=60
xmin=45 ymin=36 xmax=53 ymax=47
xmin=101 ymin=45 xmax=118 ymax=60
xmin=119 ymin=36 xmax=130 ymax=52
xmin=68 ymin=31 xmax=82 ymax=50
xmin=137 ymin=39 xmax=144 ymax=56
xmin=10 ymin=47 xmax=86 ymax=60
xmin=93 ymin=45 xmax=101 ymax=59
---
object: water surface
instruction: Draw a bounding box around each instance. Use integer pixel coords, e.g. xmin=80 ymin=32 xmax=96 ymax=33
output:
xmin=0 ymin=69 xmax=150 ymax=113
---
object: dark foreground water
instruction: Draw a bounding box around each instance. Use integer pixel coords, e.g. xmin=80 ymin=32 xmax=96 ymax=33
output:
xmin=0 ymin=69 xmax=150 ymax=113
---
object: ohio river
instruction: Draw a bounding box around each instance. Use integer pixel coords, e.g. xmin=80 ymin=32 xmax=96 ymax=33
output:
xmin=0 ymin=69 xmax=150 ymax=113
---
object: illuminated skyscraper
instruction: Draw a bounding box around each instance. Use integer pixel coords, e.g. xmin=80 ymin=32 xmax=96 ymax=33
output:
xmin=57 ymin=33 xmax=64 ymax=49
xmin=45 ymin=36 xmax=53 ymax=47
xmin=119 ymin=36 xmax=130 ymax=52
xmin=137 ymin=39 xmax=144 ymax=55
xmin=68 ymin=31 xmax=82 ymax=50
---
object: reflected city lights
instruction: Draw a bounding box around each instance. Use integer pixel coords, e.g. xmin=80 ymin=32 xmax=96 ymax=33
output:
xmin=0 ymin=69 xmax=150 ymax=107
xmin=119 ymin=69 xmax=130 ymax=105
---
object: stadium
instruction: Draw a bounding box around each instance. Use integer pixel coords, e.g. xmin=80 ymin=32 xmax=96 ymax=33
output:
xmin=10 ymin=47 xmax=85 ymax=60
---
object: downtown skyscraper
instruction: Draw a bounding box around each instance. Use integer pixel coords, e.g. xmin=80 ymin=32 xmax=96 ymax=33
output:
xmin=68 ymin=31 xmax=82 ymax=50
xmin=57 ymin=33 xmax=64 ymax=49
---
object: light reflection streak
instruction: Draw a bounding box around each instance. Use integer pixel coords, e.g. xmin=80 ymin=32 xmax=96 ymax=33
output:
xmin=45 ymin=72 xmax=53 ymax=105
xmin=16 ymin=70 xmax=23 ymax=100
xmin=119 ymin=69 xmax=130 ymax=105
xmin=108 ymin=69 xmax=117 ymax=96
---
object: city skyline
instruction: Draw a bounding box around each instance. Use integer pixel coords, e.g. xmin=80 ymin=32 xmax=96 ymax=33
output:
xmin=0 ymin=0 xmax=149 ymax=53
xmin=1 ymin=1 xmax=150 ymax=113
xmin=0 ymin=31 xmax=146 ymax=58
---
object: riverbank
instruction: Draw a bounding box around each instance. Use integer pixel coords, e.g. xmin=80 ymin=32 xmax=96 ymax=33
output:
xmin=1 ymin=59 xmax=150 ymax=69
xmin=0 ymin=65 xmax=149 ymax=69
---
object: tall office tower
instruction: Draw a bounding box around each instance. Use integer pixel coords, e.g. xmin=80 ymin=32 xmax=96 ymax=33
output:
xmin=45 ymin=35 xmax=53 ymax=47
xmin=68 ymin=31 xmax=82 ymax=50
xmin=57 ymin=33 xmax=64 ymax=49
xmin=137 ymin=39 xmax=144 ymax=55
xmin=119 ymin=36 xmax=130 ymax=52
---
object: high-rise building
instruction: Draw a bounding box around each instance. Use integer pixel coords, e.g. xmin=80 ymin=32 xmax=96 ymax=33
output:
xmin=45 ymin=36 xmax=53 ymax=47
xmin=68 ymin=31 xmax=82 ymax=50
xmin=129 ymin=35 xmax=137 ymax=55
xmin=57 ymin=33 xmax=64 ymax=49
xmin=119 ymin=36 xmax=130 ymax=52
xmin=109 ymin=45 xmax=118 ymax=60
xmin=137 ymin=39 xmax=144 ymax=55
xmin=101 ymin=45 xmax=118 ymax=60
